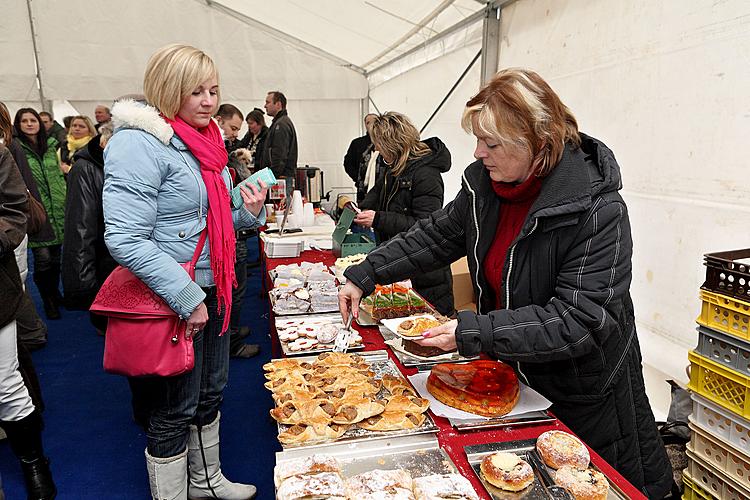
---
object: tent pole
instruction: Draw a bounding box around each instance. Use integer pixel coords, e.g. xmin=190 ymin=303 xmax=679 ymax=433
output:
xmin=480 ymin=3 xmax=501 ymax=84
xmin=25 ymin=0 xmax=47 ymax=111
xmin=420 ymin=49 xmax=481 ymax=134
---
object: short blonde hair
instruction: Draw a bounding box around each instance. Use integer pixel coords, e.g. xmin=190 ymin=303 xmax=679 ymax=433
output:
xmin=462 ymin=68 xmax=580 ymax=177
xmin=370 ymin=112 xmax=430 ymax=177
xmin=70 ymin=115 xmax=97 ymax=137
xmin=143 ymin=44 xmax=219 ymax=119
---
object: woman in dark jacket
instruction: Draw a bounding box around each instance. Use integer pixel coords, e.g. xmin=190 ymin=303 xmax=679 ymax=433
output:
xmin=237 ymin=108 xmax=268 ymax=168
xmin=61 ymin=122 xmax=117 ymax=332
xmin=14 ymin=108 xmax=66 ymax=320
xmin=340 ymin=69 xmax=672 ymax=498
xmin=354 ymin=112 xmax=454 ymax=316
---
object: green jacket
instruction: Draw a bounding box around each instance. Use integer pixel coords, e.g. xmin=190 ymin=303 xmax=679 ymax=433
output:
xmin=20 ymin=137 xmax=65 ymax=247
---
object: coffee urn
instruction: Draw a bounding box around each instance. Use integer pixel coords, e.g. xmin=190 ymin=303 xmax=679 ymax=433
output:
xmin=295 ymin=166 xmax=324 ymax=206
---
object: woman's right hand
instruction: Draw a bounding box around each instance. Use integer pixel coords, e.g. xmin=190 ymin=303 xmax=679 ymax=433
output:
xmin=185 ymin=302 xmax=208 ymax=339
xmin=338 ymin=281 xmax=364 ymax=323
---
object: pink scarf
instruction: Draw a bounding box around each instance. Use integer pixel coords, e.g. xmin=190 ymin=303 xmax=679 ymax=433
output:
xmin=165 ymin=115 xmax=236 ymax=333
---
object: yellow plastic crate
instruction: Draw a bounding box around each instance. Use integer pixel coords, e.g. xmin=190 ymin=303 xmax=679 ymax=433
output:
xmin=688 ymin=351 xmax=750 ymax=420
xmin=697 ymin=289 xmax=750 ymax=342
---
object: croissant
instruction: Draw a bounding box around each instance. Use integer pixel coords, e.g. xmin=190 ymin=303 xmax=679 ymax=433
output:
xmin=331 ymin=398 xmax=387 ymax=424
xmin=358 ymin=411 xmax=425 ymax=431
xmin=278 ymin=422 xmax=349 ymax=445
xmin=264 ymin=366 xmax=313 ymax=381
xmin=272 ymin=387 xmax=328 ymax=406
xmin=264 ymin=372 xmax=315 ymax=393
xmin=313 ymin=352 xmax=365 ymax=367
xmin=270 ymin=398 xmax=336 ymax=426
xmin=316 ymin=373 xmax=378 ymax=393
xmin=383 ymin=394 xmax=430 ymax=414
xmin=327 ymin=385 xmax=380 ymax=406
xmin=381 ymin=374 xmax=417 ymax=396
xmin=263 ymin=359 xmax=313 ymax=372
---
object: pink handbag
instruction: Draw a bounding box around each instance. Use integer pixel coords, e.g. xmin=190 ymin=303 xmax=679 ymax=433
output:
xmin=90 ymin=230 xmax=207 ymax=377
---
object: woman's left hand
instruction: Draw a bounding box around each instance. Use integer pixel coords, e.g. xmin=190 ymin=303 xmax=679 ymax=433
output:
xmin=240 ymin=179 xmax=268 ymax=217
xmin=354 ymin=210 xmax=376 ymax=228
xmin=415 ymin=319 xmax=458 ymax=351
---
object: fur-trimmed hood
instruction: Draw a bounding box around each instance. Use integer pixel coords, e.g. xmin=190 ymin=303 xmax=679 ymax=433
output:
xmin=111 ymin=99 xmax=173 ymax=144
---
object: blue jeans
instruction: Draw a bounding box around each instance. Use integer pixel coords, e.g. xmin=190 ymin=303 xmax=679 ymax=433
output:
xmin=145 ymin=287 xmax=230 ymax=457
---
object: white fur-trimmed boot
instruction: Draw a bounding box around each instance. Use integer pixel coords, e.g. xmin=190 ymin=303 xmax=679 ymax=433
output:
xmin=145 ymin=448 xmax=188 ymax=500
xmin=187 ymin=413 xmax=256 ymax=499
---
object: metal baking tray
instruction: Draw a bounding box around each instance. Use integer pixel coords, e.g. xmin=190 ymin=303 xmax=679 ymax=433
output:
xmin=449 ymin=410 xmax=556 ymax=432
xmin=273 ymin=350 xmax=438 ymax=450
xmin=379 ymin=326 xmax=479 ymax=368
xmin=275 ymin=313 xmax=364 ymax=356
xmin=465 ymin=439 xmax=628 ymax=499
xmin=275 ymin=434 xmax=463 ymax=499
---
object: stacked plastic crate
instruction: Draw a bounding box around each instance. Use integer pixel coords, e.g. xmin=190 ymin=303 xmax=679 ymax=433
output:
xmin=684 ymin=249 xmax=750 ymax=500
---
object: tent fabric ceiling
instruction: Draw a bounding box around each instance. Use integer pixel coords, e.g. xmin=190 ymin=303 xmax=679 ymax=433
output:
xmin=217 ymin=0 xmax=486 ymax=72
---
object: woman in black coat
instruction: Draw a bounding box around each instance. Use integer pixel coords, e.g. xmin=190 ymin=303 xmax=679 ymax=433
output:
xmin=340 ymin=70 xmax=672 ymax=498
xmin=354 ymin=112 xmax=454 ymax=316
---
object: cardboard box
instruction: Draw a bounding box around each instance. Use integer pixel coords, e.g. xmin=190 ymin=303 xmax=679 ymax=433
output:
xmin=331 ymin=207 xmax=376 ymax=257
xmin=451 ymin=257 xmax=476 ymax=312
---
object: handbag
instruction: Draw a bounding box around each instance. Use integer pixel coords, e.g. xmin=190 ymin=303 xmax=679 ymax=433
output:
xmin=90 ymin=230 xmax=207 ymax=377
xmin=25 ymin=192 xmax=48 ymax=237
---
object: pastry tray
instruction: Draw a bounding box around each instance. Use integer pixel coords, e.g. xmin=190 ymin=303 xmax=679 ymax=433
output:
xmin=448 ymin=410 xmax=556 ymax=432
xmin=273 ymin=350 xmax=438 ymax=450
xmin=379 ymin=326 xmax=479 ymax=368
xmin=269 ymin=290 xmax=340 ymax=316
xmin=464 ymin=439 xmax=628 ymax=499
xmin=275 ymin=313 xmax=365 ymax=356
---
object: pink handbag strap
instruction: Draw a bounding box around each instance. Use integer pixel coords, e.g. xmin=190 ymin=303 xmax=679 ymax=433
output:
xmin=188 ymin=229 xmax=208 ymax=278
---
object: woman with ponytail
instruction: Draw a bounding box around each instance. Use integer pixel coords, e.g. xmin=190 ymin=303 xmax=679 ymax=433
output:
xmin=102 ymin=44 xmax=266 ymax=500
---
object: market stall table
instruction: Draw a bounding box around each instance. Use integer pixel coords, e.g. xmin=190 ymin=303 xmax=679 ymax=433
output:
xmin=262 ymin=246 xmax=647 ymax=499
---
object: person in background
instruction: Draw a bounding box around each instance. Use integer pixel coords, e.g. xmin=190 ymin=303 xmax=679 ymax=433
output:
xmin=215 ymin=103 xmax=244 ymax=153
xmin=237 ymin=108 xmax=267 ymax=167
xmin=0 ymin=143 xmax=57 ymax=500
xmin=13 ymin=108 xmax=66 ymax=320
xmin=1 ymin=102 xmax=50 ymax=350
xmin=61 ymin=122 xmax=117 ymax=336
xmin=39 ymin=111 xmax=66 ymax=145
xmin=343 ymin=113 xmax=378 ymax=204
xmin=103 ymin=43 xmax=266 ymax=499
xmin=260 ymin=90 xmax=297 ymax=192
xmin=94 ymin=105 xmax=111 ymax=131
xmin=59 ymin=115 xmax=96 ymax=173
xmin=353 ymin=112 xmax=455 ymax=316
xmin=61 ymin=116 xmax=73 ymax=134
xmin=339 ymin=68 xmax=673 ymax=498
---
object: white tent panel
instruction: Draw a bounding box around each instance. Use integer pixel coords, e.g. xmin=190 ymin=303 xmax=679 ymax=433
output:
xmin=0 ymin=1 xmax=42 ymax=103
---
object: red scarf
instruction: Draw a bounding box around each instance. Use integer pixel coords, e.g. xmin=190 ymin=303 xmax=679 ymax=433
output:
xmin=483 ymin=175 xmax=542 ymax=309
xmin=165 ymin=115 xmax=235 ymax=333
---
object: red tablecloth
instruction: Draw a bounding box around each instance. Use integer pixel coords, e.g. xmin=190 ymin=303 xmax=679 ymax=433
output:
xmin=264 ymin=248 xmax=646 ymax=499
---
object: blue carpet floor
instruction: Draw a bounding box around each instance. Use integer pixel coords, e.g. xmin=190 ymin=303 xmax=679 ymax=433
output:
xmin=0 ymin=237 xmax=281 ymax=499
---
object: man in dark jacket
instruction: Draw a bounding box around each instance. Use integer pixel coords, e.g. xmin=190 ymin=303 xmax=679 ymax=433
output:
xmin=343 ymin=113 xmax=378 ymax=204
xmin=39 ymin=112 xmax=66 ymax=145
xmin=260 ymin=91 xmax=298 ymax=186
xmin=61 ymin=126 xmax=117 ymax=333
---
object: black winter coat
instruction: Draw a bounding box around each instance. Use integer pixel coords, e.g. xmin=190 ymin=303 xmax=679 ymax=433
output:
xmin=343 ymin=134 xmax=373 ymax=203
xmin=62 ymin=137 xmax=117 ymax=309
xmin=0 ymin=145 xmax=28 ymax=328
xmin=259 ymin=110 xmax=297 ymax=179
xmin=346 ymin=134 xmax=673 ymax=498
xmin=359 ymin=137 xmax=454 ymax=316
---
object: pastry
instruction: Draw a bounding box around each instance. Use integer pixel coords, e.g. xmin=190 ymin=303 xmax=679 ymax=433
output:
xmin=479 ymin=452 xmax=534 ymax=492
xmin=413 ymin=473 xmax=479 ymax=500
xmin=264 ymin=372 xmax=314 ymax=393
xmin=553 ymin=465 xmax=609 ymax=500
xmin=331 ymin=398 xmax=386 ymax=424
xmin=317 ymin=373 xmax=380 ymax=393
xmin=426 ymin=360 xmax=519 ymax=417
xmin=317 ymin=323 xmax=339 ymax=343
xmin=269 ymin=398 xmax=336 ymax=426
xmin=402 ymin=339 xmax=454 ymax=358
xmin=273 ymin=454 xmax=341 ymax=487
xmin=536 ymin=430 xmax=590 ymax=470
xmin=344 ymin=469 xmax=414 ymax=499
xmin=383 ymin=394 xmax=430 ymax=413
xmin=313 ymin=352 xmax=364 ymax=366
xmin=276 ymin=471 xmax=346 ymax=500
xmin=277 ymin=422 xmax=349 ymax=445
xmin=272 ymin=387 xmax=327 ymax=405
xmin=263 ymin=359 xmax=310 ymax=372
xmin=381 ymin=374 xmax=417 ymax=396
xmin=397 ymin=317 xmax=441 ymax=338
xmin=358 ymin=411 xmax=425 ymax=431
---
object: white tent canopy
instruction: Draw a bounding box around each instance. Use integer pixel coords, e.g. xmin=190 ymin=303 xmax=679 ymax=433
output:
xmin=4 ymin=0 xmax=750 ymax=417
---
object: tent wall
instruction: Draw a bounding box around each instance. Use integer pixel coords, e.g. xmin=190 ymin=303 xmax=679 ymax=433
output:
xmin=371 ymin=0 xmax=750 ymax=388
